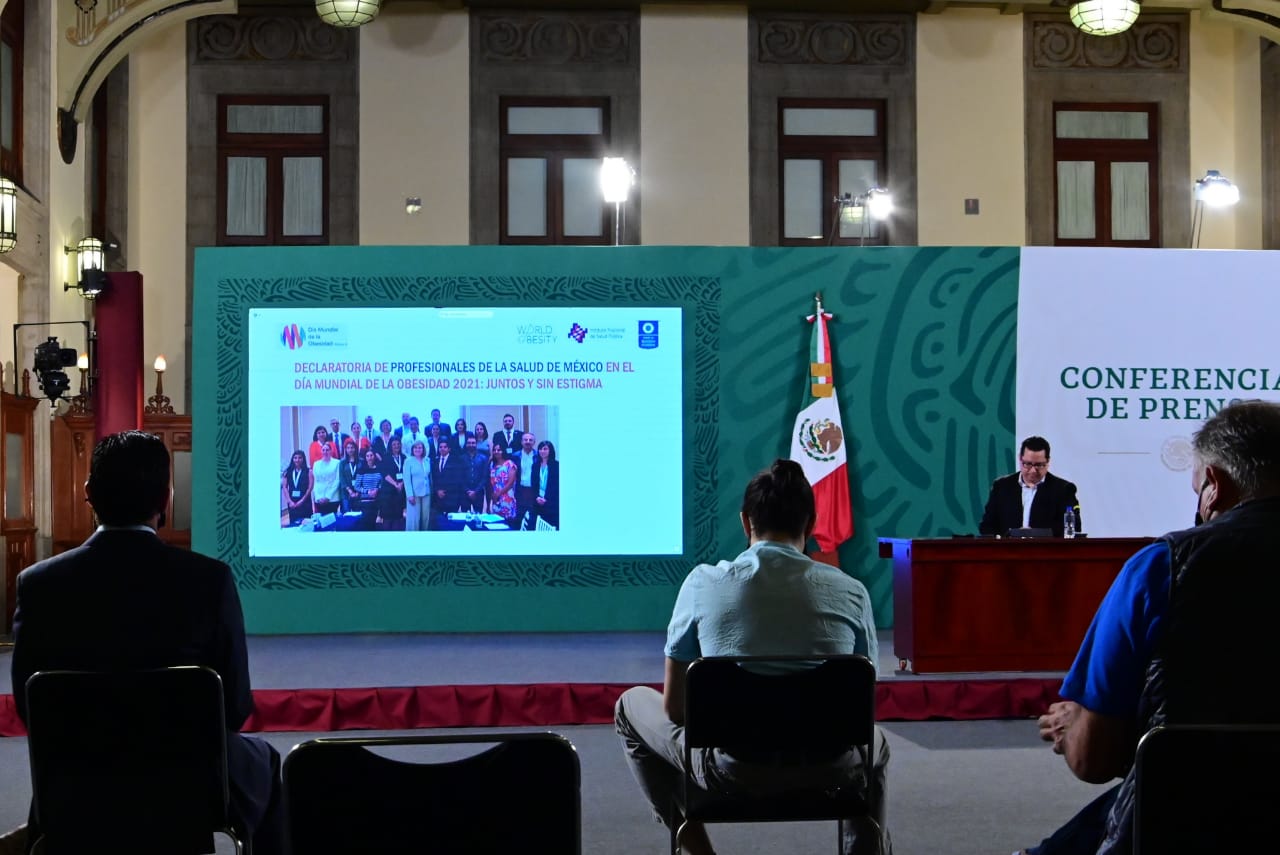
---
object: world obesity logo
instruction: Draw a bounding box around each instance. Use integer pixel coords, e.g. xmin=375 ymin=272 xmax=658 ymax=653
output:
xmin=281 ymin=323 xmax=306 ymax=350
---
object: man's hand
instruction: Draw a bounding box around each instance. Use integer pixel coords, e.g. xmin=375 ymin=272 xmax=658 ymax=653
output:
xmin=1038 ymin=700 xmax=1081 ymax=754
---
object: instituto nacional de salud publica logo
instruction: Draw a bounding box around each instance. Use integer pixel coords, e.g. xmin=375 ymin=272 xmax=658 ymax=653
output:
xmin=797 ymin=416 xmax=843 ymax=462
xmin=1161 ymin=435 xmax=1193 ymax=471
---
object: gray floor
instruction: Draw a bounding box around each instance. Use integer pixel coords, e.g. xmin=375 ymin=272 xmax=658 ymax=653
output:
xmin=0 ymin=720 xmax=1106 ymax=855
xmin=0 ymin=632 xmax=1094 ymax=853
xmin=0 ymin=630 xmax=1060 ymax=695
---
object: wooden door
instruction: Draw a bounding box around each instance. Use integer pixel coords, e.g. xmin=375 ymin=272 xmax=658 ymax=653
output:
xmin=2 ymin=391 xmax=38 ymax=633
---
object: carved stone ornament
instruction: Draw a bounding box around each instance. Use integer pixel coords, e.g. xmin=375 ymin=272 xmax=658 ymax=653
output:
xmin=1031 ymin=20 xmax=1182 ymax=71
xmin=477 ymin=12 xmax=633 ymax=65
xmin=757 ymin=16 xmax=910 ymax=66
xmin=195 ymin=15 xmax=354 ymax=63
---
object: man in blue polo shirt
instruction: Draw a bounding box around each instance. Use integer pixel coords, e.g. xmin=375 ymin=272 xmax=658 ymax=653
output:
xmin=1018 ymin=400 xmax=1280 ymax=855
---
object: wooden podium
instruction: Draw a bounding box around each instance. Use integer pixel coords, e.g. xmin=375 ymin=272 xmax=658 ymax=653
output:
xmin=880 ymin=536 xmax=1153 ymax=674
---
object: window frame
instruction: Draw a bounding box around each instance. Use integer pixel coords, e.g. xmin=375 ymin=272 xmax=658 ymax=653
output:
xmin=0 ymin=0 xmax=24 ymax=184
xmin=216 ymin=94 xmax=330 ymax=247
xmin=1052 ymin=101 xmax=1160 ymax=248
xmin=498 ymin=95 xmax=613 ymax=246
xmin=777 ymin=97 xmax=887 ymax=247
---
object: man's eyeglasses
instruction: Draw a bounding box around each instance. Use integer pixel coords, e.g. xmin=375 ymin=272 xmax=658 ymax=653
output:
xmin=1020 ymin=460 xmax=1048 ymax=471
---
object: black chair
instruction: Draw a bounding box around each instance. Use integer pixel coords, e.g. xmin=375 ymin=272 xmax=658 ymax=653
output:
xmin=283 ymin=732 xmax=581 ymax=855
xmin=24 ymin=666 xmax=247 ymax=855
xmin=672 ymin=655 xmax=881 ymax=855
xmin=1133 ymin=723 xmax=1280 ymax=855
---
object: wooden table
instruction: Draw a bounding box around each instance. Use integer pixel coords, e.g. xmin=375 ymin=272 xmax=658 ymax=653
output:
xmin=879 ymin=537 xmax=1153 ymax=674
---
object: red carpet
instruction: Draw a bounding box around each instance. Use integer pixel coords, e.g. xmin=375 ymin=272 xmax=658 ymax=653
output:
xmin=0 ymin=678 xmax=1059 ymax=737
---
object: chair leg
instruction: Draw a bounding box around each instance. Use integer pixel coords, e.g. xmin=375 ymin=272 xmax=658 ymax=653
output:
xmin=839 ymin=817 xmax=885 ymax=855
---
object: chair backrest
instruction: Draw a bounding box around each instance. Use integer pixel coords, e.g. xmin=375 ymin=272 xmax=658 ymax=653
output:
xmin=1133 ymin=724 xmax=1280 ymax=855
xmin=24 ymin=666 xmax=232 ymax=854
xmin=284 ymin=732 xmax=581 ymax=855
xmin=683 ymin=655 xmax=876 ymax=756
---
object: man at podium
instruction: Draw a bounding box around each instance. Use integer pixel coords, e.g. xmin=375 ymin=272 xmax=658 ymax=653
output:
xmin=979 ymin=436 xmax=1080 ymax=537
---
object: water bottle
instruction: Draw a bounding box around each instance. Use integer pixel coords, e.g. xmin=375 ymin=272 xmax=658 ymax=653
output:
xmin=1063 ymin=506 xmax=1076 ymax=539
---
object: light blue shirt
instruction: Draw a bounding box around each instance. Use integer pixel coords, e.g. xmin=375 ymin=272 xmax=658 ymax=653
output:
xmin=665 ymin=541 xmax=879 ymax=675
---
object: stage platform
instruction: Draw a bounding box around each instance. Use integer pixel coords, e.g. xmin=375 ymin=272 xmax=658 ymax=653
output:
xmin=0 ymin=631 xmax=1064 ymax=737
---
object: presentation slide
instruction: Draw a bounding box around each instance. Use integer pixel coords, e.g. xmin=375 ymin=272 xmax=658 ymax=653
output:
xmin=248 ymin=306 xmax=683 ymax=557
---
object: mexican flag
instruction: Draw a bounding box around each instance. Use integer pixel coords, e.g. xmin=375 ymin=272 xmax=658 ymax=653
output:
xmin=789 ymin=298 xmax=853 ymax=552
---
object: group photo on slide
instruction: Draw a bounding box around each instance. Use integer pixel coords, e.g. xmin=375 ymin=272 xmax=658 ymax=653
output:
xmin=278 ymin=405 xmax=560 ymax=533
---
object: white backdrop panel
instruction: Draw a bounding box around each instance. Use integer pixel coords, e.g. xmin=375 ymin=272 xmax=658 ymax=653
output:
xmin=1017 ymin=248 xmax=1280 ymax=537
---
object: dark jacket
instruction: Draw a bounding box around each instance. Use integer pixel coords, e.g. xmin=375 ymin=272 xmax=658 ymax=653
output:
xmin=431 ymin=452 xmax=467 ymax=512
xmin=978 ymin=471 xmax=1080 ymax=536
xmin=1098 ymin=495 xmax=1280 ymax=855
xmin=11 ymin=529 xmax=253 ymax=730
xmin=531 ymin=459 xmax=561 ymax=527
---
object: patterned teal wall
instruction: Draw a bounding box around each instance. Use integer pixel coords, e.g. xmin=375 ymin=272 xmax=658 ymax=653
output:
xmin=716 ymin=246 xmax=1020 ymax=621
xmin=194 ymin=246 xmax=1018 ymax=633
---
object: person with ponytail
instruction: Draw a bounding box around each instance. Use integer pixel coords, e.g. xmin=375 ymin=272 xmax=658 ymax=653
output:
xmin=614 ymin=459 xmax=889 ymax=855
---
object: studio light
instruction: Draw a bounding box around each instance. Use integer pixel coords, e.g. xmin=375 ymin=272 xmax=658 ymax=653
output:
xmin=1194 ymin=170 xmax=1240 ymax=208
xmin=1069 ymin=0 xmax=1140 ymax=36
xmin=600 ymin=157 xmax=635 ymax=205
xmin=865 ymin=188 xmax=894 ymax=221
xmin=600 ymin=157 xmax=636 ymax=246
xmin=315 ymin=0 xmax=380 ymax=28
xmin=1191 ymin=170 xmax=1241 ymax=249
xmin=831 ymin=187 xmax=893 ymax=246
xmin=0 ymin=178 xmax=16 ymax=253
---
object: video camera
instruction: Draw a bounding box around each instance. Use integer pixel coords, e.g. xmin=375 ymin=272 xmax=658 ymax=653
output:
xmin=34 ymin=336 xmax=78 ymax=402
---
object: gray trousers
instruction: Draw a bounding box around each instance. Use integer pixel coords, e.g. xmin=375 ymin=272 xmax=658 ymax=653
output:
xmin=614 ymin=685 xmax=891 ymax=855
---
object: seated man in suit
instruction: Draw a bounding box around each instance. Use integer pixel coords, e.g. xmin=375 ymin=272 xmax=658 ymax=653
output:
xmin=979 ymin=435 xmax=1080 ymax=536
xmin=614 ymin=459 xmax=889 ymax=855
xmin=9 ymin=431 xmax=282 ymax=855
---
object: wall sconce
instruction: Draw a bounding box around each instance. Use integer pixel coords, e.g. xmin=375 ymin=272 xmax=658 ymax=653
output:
xmin=63 ymin=236 xmax=112 ymax=298
xmin=0 ymin=178 xmax=16 ymax=253
xmin=830 ymin=188 xmax=893 ymax=245
xmin=145 ymin=354 xmax=174 ymax=415
xmin=405 ymin=197 xmax=422 ymax=215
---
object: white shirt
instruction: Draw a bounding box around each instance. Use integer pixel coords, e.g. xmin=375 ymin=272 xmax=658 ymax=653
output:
xmin=1019 ymin=474 xmax=1040 ymax=528
xmin=312 ymin=457 xmax=341 ymax=502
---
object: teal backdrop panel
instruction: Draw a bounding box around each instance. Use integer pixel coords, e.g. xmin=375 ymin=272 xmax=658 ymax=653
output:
xmin=193 ymin=245 xmax=1018 ymax=633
